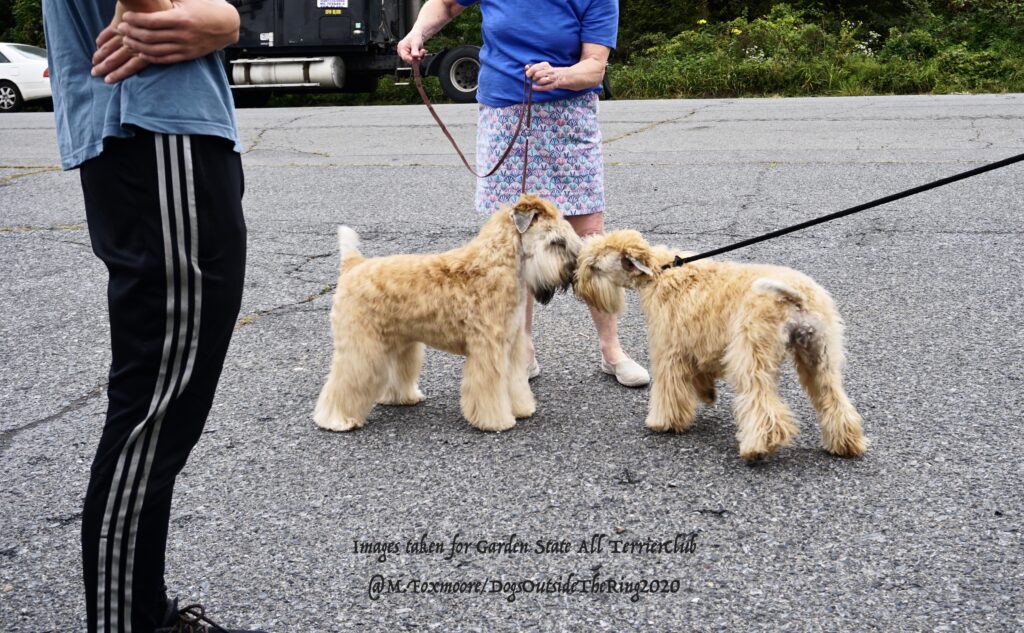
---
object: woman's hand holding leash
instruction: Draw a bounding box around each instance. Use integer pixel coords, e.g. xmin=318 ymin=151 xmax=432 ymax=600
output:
xmin=397 ymin=0 xmax=466 ymax=64
xmin=524 ymin=62 xmax=565 ymax=91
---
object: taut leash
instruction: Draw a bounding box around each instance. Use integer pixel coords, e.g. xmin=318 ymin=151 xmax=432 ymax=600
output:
xmin=411 ymin=59 xmax=534 ymax=193
xmin=663 ymin=151 xmax=1024 ymax=269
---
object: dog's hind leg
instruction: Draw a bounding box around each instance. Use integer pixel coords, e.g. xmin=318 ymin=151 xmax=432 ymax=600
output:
xmin=461 ymin=339 xmax=516 ymax=432
xmin=507 ymin=328 xmax=536 ymax=419
xmin=645 ymin=352 xmax=700 ymax=433
xmin=791 ymin=314 xmax=868 ymax=457
xmin=314 ymin=330 xmax=388 ymax=432
xmin=725 ymin=318 xmax=799 ymax=461
xmin=378 ymin=342 xmax=425 ymax=406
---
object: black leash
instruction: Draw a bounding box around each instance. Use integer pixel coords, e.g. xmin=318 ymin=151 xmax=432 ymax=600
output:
xmin=663 ymin=152 xmax=1024 ymax=269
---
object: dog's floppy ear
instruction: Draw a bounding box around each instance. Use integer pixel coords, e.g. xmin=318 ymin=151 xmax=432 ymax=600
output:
xmin=622 ymin=255 xmax=654 ymax=276
xmin=511 ymin=208 xmax=537 ymax=234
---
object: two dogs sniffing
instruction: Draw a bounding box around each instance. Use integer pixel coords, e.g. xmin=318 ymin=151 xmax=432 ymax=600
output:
xmin=315 ymin=195 xmax=868 ymax=461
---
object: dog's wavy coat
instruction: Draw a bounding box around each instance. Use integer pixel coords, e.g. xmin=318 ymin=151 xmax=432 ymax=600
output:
xmin=574 ymin=230 xmax=868 ymax=461
xmin=314 ymin=195 xmax=581 ymax=433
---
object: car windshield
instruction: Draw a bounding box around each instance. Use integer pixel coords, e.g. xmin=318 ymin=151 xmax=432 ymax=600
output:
xmin=9 ymin=44 xmax=47 ymax=60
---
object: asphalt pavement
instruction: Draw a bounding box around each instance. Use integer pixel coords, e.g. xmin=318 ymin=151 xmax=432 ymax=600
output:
xmin=1 ymin=93 xmax=1022 ymax=632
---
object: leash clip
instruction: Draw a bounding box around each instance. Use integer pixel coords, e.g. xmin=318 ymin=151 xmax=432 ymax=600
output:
xmin=661 ymin=255 xmax=685 ymax=270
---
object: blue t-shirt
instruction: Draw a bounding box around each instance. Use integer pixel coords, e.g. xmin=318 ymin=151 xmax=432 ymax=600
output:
xmin=455 ymin=0 xmax=618 ymax=107
xmin=42 ymin=0 xmax=240 ymax=170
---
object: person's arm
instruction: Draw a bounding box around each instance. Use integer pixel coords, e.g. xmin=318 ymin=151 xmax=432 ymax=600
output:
xmin=524 ymin=43 xmax=610 ymax=92
xmin=93 ymin=0 xmax=240 ymax=83
xmin=397 ymin=0 xmax=467 ymax=63
xmin=114 ymin=0 xmax=173 ymax=25
xmin=92 ymin=0 xmax=173 ymax=83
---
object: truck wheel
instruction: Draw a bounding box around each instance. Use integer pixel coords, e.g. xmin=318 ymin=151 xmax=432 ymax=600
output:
xmin=0 ymin=82 xmax=23 ymax=113
xmin=438 ymin=45 xmax=479 ymax=103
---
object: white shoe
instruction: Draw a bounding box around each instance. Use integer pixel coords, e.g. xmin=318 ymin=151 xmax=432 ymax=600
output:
xmin=527 ymin=357 xmax=541 ymax=380
xmin=600 ymin=357 xmax=650 ymax=387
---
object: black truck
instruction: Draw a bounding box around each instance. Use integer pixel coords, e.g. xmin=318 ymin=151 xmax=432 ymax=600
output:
xmin=225 ymin=0 xmax=481 ymax=105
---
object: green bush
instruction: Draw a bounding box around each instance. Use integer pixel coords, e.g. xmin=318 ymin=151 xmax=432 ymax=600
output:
xmin=610 ymin=2 xmax=1024 ymax=98
xmin=7 ymin=0 xmax=42 ymax=47
xmin=879 ymin=28 xmax=939 ymax=61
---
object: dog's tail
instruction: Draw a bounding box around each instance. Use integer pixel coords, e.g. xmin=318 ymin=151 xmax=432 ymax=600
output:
xmin=752 ymin=278 xmax=805 ymax=306
xmin=337 ymin=226 xmax=364 ymax=273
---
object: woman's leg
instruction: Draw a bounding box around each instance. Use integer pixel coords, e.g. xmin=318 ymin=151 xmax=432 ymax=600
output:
xmin=524 ymin=293 xmax=535 ymax=363
xmin=566 ymin=212 xmax=629 ymax=364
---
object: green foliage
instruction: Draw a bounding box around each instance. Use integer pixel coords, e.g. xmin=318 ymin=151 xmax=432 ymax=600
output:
xmin=429 ymin=4 xmax=482 ymax=50
xmin=0 ymin=0 xmax=14 ymax=41
xmin=609 ymin=2 xmax=1024 ymax=98
xmin=7 ymin=0 xmax=42 ymax=46
xmin=617 ymin=0 xmax=912 ymax=58
xmin=879 ymin=28 xmax=939 ymax=61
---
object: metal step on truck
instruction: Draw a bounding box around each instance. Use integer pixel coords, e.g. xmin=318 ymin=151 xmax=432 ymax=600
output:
xmin=225 ymin=0 xmax=481 ymax=106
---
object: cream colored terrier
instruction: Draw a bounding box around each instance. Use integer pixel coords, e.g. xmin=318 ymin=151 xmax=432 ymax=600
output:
xmin=314 ymin=195 xmax=582 ymax=433
xmin=574 ymin=230 xmax=868 ymax=461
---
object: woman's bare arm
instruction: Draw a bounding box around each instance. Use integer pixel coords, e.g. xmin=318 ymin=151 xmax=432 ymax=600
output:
xmin=525 ymin=43 xmax=610 ymax=93
xmin=397 ymin=0 xmax=467 ymax=63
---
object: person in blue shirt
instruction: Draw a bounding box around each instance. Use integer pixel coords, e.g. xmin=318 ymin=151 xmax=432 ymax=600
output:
xmin=399 ymin=0 xmax=651 ymax=388
xmin=42 ymin=1 xmax=264 ymax=631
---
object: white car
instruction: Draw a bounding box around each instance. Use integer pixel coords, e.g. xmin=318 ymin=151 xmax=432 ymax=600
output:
xmin=0 ymin=43 xmax=51 ymax=113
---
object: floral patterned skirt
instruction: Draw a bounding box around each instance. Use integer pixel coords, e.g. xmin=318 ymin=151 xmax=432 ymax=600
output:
xmin=475 ymin=92 xmax=604 ymax=217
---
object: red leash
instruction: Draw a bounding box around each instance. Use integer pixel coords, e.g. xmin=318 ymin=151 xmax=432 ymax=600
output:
xmin=411 ymin=59 xmax=534 ymax=193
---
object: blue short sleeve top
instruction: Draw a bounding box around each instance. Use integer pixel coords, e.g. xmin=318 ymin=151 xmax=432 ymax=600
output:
xmin=455 ymin=0 xmax=618 ymax=107
xmin=42 ymin=0 xmax=241 ymax=170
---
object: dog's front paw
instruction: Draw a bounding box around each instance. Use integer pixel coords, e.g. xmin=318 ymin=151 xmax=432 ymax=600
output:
xmin=314 ymin=410 xmax=364 ymax=432
xmin=738 ymin=446 xmax=770 ymax=462
xmin=378 ymin=386 xmax=425 ymax=406
xmin=738 ymin=432 xmax=790 ymax=462
xmin=823 ymin=431 xmax=869 ymax=458
xmin=468 ymin=415 xmax=517 ymax=433
xmin=511 ymin=395 xmax=536 ymax=419
xmin=645 ymin=415 xmax=674 ymax=433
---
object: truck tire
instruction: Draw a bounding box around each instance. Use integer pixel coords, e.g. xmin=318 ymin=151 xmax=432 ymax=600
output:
xmin=0 ymin=82 xmax=23 ymax=113
xmin=438 ymin=45 xmax=479 ymax=103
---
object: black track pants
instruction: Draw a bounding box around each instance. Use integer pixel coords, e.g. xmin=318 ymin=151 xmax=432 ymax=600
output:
xmin=79 ymin=132 xmax=246 ymax=633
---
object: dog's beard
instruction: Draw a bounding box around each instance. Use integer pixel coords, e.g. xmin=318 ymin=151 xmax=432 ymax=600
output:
xmin=532 ymin=274 xmax=572 ymax=305
xmin=525 ymin=249 xmax=575 ymax=305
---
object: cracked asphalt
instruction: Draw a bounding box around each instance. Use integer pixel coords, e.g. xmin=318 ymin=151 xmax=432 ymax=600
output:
xmin=2 ymin=94 xmax=1023 ymax=632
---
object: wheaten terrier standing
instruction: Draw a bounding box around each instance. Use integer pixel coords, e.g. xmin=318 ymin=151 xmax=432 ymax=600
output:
xmin=574 ymin=230 xmax=868 ymax=461
xmin=314 ymin=195 xmax=581 ymax=433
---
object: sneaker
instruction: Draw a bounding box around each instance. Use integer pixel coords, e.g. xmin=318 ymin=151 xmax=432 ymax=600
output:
xmin=155 ymin=598 xmax=268 ymax=633
xmin=600 ymin=357 xmax=650 ymax=387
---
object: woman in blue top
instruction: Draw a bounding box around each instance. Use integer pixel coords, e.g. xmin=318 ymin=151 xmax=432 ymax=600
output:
xmin=399 ymin=0 xmax=650 ymax=387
